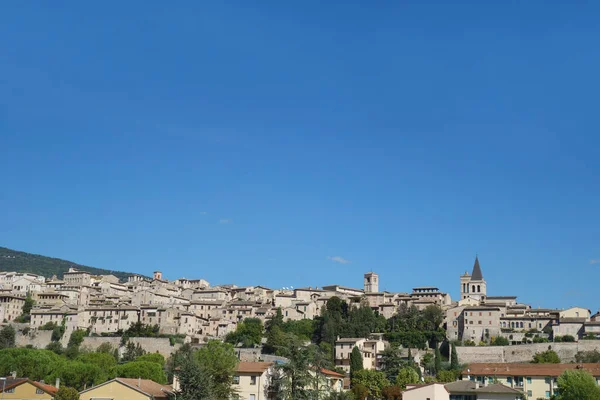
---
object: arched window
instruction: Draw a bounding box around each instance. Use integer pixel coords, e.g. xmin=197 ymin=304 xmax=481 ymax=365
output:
xmin=477 ymin=285 xmax=481 ymax=293
xmin=472 ymin=285 xmax=476 ymax=293
xmin=520 ymin=322 xmax=524 ymax=328
xmin=463 ymin=284 xmax=466 ymax=293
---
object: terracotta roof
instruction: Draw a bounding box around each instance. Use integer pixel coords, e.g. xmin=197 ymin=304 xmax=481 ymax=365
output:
xmin=236 ymin=362 xmax=274 ymax=374
xmin=403 ymin=383 xmax=447 ymax=393
xmin=320 ymin=368 xmax=345 ymax=378
xmin=116 ymin=378 xmax=173 ymax=399
xmin=465 ymin=363 xmax=600 ymax=377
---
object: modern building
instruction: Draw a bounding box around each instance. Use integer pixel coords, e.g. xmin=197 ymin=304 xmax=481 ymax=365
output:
xmin=79 ymin=378 xmax=174 ymax=400
xmin=464 ymin=363 xmax=600 ymax=400
xmin=0 ymin=378 xmax=58 ymax=399
xmin=233 ymin=362 xmax=274 ymax=400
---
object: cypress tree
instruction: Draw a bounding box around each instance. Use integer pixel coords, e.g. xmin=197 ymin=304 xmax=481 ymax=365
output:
xmin=434 ymin=346 xmax=442 ymax=375
xmin=450 ymin=343 xmax=459 ymax=370
xmin=350 ymin=346 xmax=363 ymax=381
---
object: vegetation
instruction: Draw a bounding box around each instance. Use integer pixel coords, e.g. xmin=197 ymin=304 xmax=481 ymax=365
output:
xmin=491 ymin=336 xmax=509 ymax=346
xmin=54 ymin=387 xmax=80 ymax=400
xmin=116 ymin=361 xmax=167 ymax=384
xmin=0 ymin=325 xmax=16 ymax=349
xmin=195 ymin=340 xmax=239 ymax=399
xmin=386 ymin=304 xmax=445 ymax=349
xmin=450 ymin=343 xmax=459 ymax=370
xmin=575 ymin=350 xmax=600 ymax=363
xmin=554 ymin=335 xmax=576 ymax=343
xmin=532 ymin=349 xmax=561 ymax=364
xmin=176 ymin=347 xmax=214 ymax=400
xmin=350 ymin=346 xmax=363 ymax=381
xmin=554 ymin=369 xmax=600 ymax=399
xmin=394 ymin=367 xmax=419 ymax=389
xmin=0 ymin=246 xmax=139 ymax=281
xmin=352 ymin=369 xmax=390 ymax=398
xmin=225 ymin=318 xmax=264 ymax=347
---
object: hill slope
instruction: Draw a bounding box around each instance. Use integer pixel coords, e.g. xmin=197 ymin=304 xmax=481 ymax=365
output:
xmin=0 ymin=247 xmax=140 ymax=282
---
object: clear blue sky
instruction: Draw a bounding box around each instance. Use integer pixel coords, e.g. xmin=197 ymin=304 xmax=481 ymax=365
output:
xmin=1 ymin=1 xmax=598 ymax=310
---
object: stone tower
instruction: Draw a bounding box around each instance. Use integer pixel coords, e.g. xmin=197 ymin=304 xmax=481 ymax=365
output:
xmin=153 ymin=270 xmax=163 ymax=281
xmin=364 ymin=272 xmax=379 ymax=293
xmin=460 ymin=256 xmax=487 ymax=301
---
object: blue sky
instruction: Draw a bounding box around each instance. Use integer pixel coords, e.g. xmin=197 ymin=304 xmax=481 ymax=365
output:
xmin=1 ymin=1 xmax=598 ymax=310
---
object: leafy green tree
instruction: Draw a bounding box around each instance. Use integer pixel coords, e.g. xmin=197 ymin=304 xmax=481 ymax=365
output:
xmin=420 ymin=352 xmax=435 ymax=376
xmin=0 ymin=325 xmax=16 ymax=349
xmin=116 ymin=361 xmax=167 ymax=384
xmin=381 ymin=385 xmax=403 ymax=400
xmin=437 ymin=369 xmax=457 ymax=383
xmin=0 ymin=348 xmax=64 ymax=380
xmin=350 ymin=346 xmax=363 ymax=381
xmin=65 ymin=329 xmax=87 ymax=359
xmin=532 ymin=350 xmax=561 ymax=364
xmin=282 ymin=319 xmax=317 ymax=341
xmin=395 ymin=367 xmax=419 ymax=389
xmin=136 ymin=352 xmax=166 ymax=366
xmin=450 ymin=343 xmax=459 ymax=370
xmin=178 ymin=349 xmax=214 ymax=400
xmin=77 ymin=352 xmax=117 ymax=372
xmin=122 ymin=341 xmax=146 ymax=362
xmin=380 ymin=344 xmax=407 ymax=382
xmin=46 ymin=341 xmax=64 ymax=355
xmin=267 ymin=308 xmax=284 ymax=331
xmin=352 ymin=383 xmax=369 ymax=400
xmin=491 ymin=336 xmax=509 ymax=346
xmin=272 ymin=340 xmax=313 ymax=400
xmin=575 ymin=350 xmax=600 ymax=363
xmin=225 ymin=318 xmax=264 ymax=347
xmin=555 ymin=369 xmax=600 ymax=400
xmin=50 ymin=360 xmax=107 ymax=390
xmin=264 ymin=325 xmax=289 ymax=355
xmin=54 ymin=386 xmax=80 ymax=400
xmin=434 ymin=346 xmax=442 ymax=374
xmin=195 ymin=340 xmax=238 ymax=400
xmin=352 ymin=369 xmax=390 ymax=399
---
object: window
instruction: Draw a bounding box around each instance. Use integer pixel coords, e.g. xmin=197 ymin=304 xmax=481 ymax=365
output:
xmin=250 ymin=395 xmax=256 ymax=400
xmin=36 ymin=389 xmax=45 ymax=394
xmin=527 ymin=377 xmax=532 ymax=384
xmin=545 ymin=377 xmax=551 ymax=384
xmin=5 ymin=388 xmax=14 ymax=393
xmin=250 ymin=376 xmax=257 ymax=385
xmin=479 ymin=312 xmax=482 ymax=316
xmin=507 ymin=377 xmax=512 ymax=384
xmin=233 ymin=376 xmax=240 ymax=384
xmin=545 ymin=391 xmax=550 ymax=398
xmin=478 ymin=321 xmax=482 ymax=325
xmin=528 ymin=390 xmax=532 ymax=397
xmin=489 ymin=321 xmax=492 ymax=325
xmin=489 ymin=312 xmax=492 ymax=316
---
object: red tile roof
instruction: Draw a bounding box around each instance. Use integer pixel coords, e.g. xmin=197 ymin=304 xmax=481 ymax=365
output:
xmin=237 ymin=362 xmax=274 ymax=374
xmin=465 ymin=363 xmax=600 ymax=377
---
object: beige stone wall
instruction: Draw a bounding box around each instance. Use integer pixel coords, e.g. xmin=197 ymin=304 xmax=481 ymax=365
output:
xmin=457 ymin=341 xmax=600 ymax=363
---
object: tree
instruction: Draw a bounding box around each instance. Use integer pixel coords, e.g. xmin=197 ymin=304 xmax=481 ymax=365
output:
xmin=379 ymin=344 xmax=407 ymax=382
xmin=420 ymin=352 xmax=435 ymax=376
xmin=450 ymin=343 xmax=459 ymax=370
xmin=0 ymin=325 xmax=16 ymax=349
xmin=46 ymin=341 xmax=64 ymax=355
xmin=116 ymin=361 xmax=167 ymax=384
xmin=395 ymin=367 xmax=419 ymax=389
xmin=381 ymin=385 xmax=403 ymax=400
xmin=225 ymin=318 xmax=264 ymax=348
xmin=77 ymin=352 xmax=117 ymax=372
xmin=575 ymin=350 xmax=600 ymax=363
xmin=352 ymin=383 xmax=369 ymax=400
xmin=555 ymin=369 xmax=600 ymax=400
xmin=532 ymin=350 xmax=561 ymax=364
xmin=434 ymin=346 xmax=442 ymax=374
xmin=492 ymin=336 xmax=509 ymax=346
xmin=352 ymin=370 xmax=389 ymax=399
xmin=195 ymin=340 xmax=238 ymax=400
xmin=122 ymin=341 xmax=146 ymax=362
xmin=54 ymin=386 xmax=80 ymax=400
xmin=65 ymin=329 xmax=87 ymax=359
xmin=0 ymin=348 xmax=64 ymax=381
xmin=136 ymin=352 xmax=166 ymax=367
xmin=50 ymin=360 xmax=107 ymax=390
xmin=178 ymin=349 xmax=214 ymax=400
xmin=350 ymin=346 xmax=363 ymax=381
xmin=272 ymin=338 xmax=313 ymax=400
xmin=437 ymin=369 xmax=457 ymax=383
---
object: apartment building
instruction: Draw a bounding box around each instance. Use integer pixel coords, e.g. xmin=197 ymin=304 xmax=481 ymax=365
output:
xmin=335 ymin=336 xmax=389 ymax=373
xmin=63 ymin=268 xmax=92 ymax=286
xmin=0 ymin=294 xmax=26 ymax=321
xmin=464 ymin=363 xmax=600 ymax=399
xmin=233 ymin=362 xmax=273 ymax=400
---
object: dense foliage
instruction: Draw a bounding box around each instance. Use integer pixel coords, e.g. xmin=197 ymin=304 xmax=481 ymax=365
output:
xmin=385 ymin=304 xmax=445 ymax=349
xmin=555 ymin=369 xmax=600 ymax=399
xmin=532 ymin=350 xmax=561 ymax=364
xmin=225 ymin=318 xmax=264 ymax=347
xmin=0 ymin=246 xmax=138 ymax=281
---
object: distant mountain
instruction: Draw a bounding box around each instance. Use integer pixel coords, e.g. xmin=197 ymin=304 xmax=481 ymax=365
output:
xmin=0 ymin=246 xmax=140 ymax=282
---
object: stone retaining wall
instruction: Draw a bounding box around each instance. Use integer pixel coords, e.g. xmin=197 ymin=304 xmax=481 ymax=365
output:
xmin=456 ymin=341 xmax=600 ymax=364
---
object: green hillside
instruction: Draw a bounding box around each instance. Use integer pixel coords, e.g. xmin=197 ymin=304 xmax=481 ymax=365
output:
xmin=0 ymin=247 xmax=140 ymax=282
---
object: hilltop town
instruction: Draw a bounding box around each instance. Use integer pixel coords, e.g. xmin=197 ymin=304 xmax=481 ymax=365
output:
xmin=1 ymin=256 xmax=600 ymax=399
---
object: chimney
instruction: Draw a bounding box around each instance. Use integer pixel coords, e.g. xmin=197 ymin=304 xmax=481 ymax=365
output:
xmin=475 ymin=381 xmax=479 ymax=389
xmin=138 ymin=377 xmax=141 ymax=387
xmin=11 ymin=371 xmax=16 ymax=379
xmin=55 ymin=378 xmax=60 ymax=389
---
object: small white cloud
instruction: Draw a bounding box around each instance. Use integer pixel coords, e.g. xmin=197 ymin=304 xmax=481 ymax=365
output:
xmin=591 ymin=259 xmax=599 ymax=264
xmin=219 ymin=219 xmax=232 ymax=224
xmin=327 ymin=256 xmax=350 ymax=264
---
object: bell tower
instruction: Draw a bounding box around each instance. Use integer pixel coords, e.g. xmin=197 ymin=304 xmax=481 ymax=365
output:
xmin=364 ymin=272 xmax=379 ymax=293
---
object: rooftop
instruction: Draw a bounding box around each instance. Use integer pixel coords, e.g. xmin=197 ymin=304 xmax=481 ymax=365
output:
xmin=464 ymin=363 xmax=600 ymax=377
